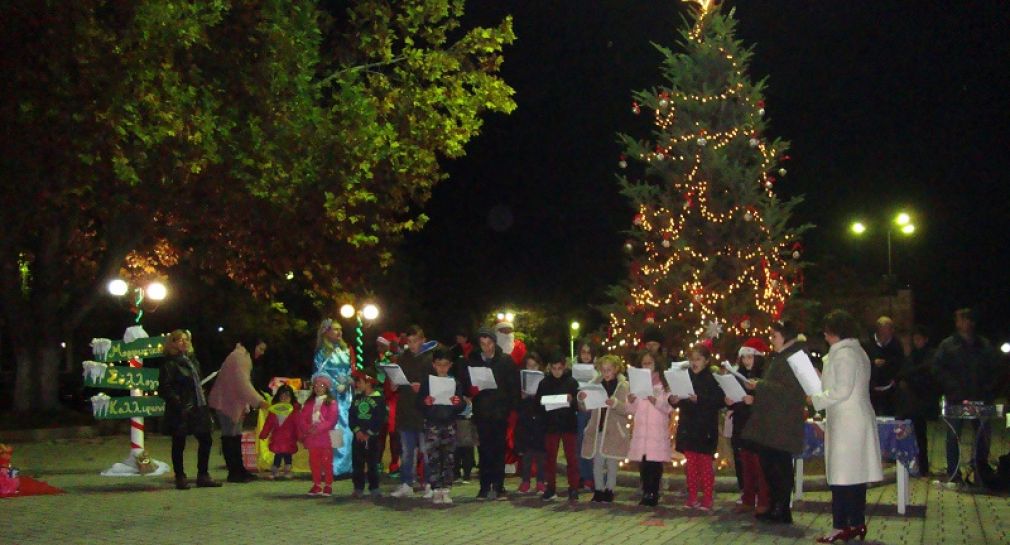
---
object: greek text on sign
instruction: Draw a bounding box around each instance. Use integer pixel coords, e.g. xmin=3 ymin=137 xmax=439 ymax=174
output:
xmin=90 ymin=394 xmax=165 ymax=420
xmin=91 ymin=336 xmax=168 ymax=363
xmin=83 ymin=361 xmax=159 ymax=391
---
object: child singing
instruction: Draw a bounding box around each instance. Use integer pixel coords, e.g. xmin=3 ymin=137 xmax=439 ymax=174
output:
xmin=669 ymin=344 xmax=723 ymax=511
xmin=350 ymin=370 xmax=387 ymax=498
xmin=418 ymin=348 xmax=466 ymax=504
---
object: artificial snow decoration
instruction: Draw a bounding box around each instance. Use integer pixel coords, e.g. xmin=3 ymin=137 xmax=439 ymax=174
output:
xmin=123 ymin=325 xmax=149 ymax=343
xmin=82 ymin=361 xmax=109 ymax=383
xmin=704 ymin=320 xmax=724 ymax=339
xmin=91 ymin=338 xmax=112 ymax=360
xmin=90 ymin=393 xmax=112 ymax=419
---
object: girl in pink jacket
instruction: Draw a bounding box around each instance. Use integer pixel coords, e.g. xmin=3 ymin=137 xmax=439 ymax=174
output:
xmin=626 ymin=351 xmax=673 ymax=507
xmin=259 ymin=384 xmax=300 ymax=479
xmin=300 ymin=375 xmax=339 ymax=496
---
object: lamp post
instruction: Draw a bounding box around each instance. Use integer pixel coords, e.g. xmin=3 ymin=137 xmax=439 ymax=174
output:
xmin=107 ymin=278 xmax=168 ymax=457
xmin=850 ymin=212 xmax=916 ymax=278
xmin=340 ymin=303 xmax=380 ymax=369
xmin=569 ymin=321 xmax=580 ymax=363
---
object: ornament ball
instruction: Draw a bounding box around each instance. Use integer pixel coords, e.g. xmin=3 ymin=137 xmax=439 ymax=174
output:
xmin=661 ymin=239 xmax=671 ymax=248
xmin=758 ymin=108 xmax=765 ymax=116
xmin=697 ymin=137 xmax=707 ymax=146
xmin=744 ymin=211 xmax=753 ymax=221
xmin=749 ymin=138 xmax=759 ymax=147
xmin=619 ymin=160 xmax=627 ymax=169
xmin=793 ymin=250 xmax=801 ymax=259
xmin=778 ymin=168 xmax=787 ymax=176
xmin=624 ymin=242 xmax=634 ymax=252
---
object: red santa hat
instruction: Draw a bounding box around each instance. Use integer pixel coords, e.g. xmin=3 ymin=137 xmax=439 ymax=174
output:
xmin=376 ymin=331 xmax=399 ymax=347
xmin=738 ymin=337 xmax=769 ymax=358
xmin=351 ymin=369 xmax=378 ymax=386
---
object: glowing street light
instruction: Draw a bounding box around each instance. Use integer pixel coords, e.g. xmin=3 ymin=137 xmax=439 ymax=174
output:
xmin=146 ymin=282 xmax=167 ymax=301
xmin=340 ymin=303 xmax=380 ymax=369
xmin=362 ymin=304 xmax=379 ymax=321
xmin=848 ymin=211 xmax=918 ymax=277
xmin=339 ymin=304 xmax=356 ymax=319
xmin=569 ymin=321 xmax=581 ymax=362
xmin=850 ymin=222 xmax=867 ymax=236
xmin=107 ymin=279 xmax=168 ymax=323
xmin=107 ymin=279 xmax=129 ymax=296
xmin=1001 ymin=342 xmax=1010 ymax=355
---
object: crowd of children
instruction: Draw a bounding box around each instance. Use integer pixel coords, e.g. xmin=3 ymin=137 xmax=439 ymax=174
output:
xmin=256 ymin=325 xmax=778 ymax=517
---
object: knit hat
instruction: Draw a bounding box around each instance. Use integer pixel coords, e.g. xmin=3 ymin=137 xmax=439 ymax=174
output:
xmin=310 ymin=374 xmax=333 ymax=390
xmin=642 ymin=325 xmax=665 ymax=345
xmin=738 ymin=337 xmax=769 ymax=358
xmin=494 ymin=320 xmax=514 ymax=332
xmin=477 ymin=327 xmax=496 ymax=341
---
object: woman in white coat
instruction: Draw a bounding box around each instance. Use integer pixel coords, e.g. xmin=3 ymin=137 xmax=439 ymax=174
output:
xmin=811 ymin=310 xmax=883 ymax=543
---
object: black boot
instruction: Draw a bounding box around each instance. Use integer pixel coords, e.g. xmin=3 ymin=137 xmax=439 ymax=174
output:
xmin=175 ymin=474 xmax=190 ymax=490
xmin=604 ymin=490 xmax=615 ymax=503
xmin=223 ymin=437 xmax=250 ymax=483
xmin=591 ymin=490 xmax=603 ymax=503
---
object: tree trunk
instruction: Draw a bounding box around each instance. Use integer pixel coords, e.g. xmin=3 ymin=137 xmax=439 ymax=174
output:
xmin=12 ymin=303 xmax=65 ymax=413
xmin=13 ymin=346 xmax=35 ymax=412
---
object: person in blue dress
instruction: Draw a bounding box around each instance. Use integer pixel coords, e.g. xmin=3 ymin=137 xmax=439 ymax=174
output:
xmin=314 ymin=319 xmax=354 ymax=477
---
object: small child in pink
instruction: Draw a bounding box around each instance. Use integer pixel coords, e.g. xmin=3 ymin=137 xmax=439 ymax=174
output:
xmin=259 ymin=384 xmax=300 ymax=479
xmin=299 ymin=375 xmax=339 ymax=496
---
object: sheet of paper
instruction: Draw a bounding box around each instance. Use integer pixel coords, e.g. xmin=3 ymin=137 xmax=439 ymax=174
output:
xmin=664 ymin=367 xmax=695 ymax=398
xmin=429 ymin=375 xmax=456 ymax=406
xmin=628 ymin=367 xmax=654 ymax=398
xmin=579 ymin=383 xmax=608 ymax=410
xmin=714 ymin=372 xmax=747 ymax=403
xmin=541 ymin=394 xmax=570 ymax=411
xmin=468 ymin=366 xmax=498 ymax=391
xmin=521 ymin=370 xmax=545 ymax=396
xmin=379 ymin=364 xmax=410 ymax=387
xmin=720 ymin=361 xmax=751 ymax=384
xmin=786 ymin=350 xmax=823 ymax=396
xmin=572 ymin=363 xmax=596 ymax=384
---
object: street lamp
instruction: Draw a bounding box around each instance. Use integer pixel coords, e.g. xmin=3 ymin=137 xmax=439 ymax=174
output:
xmin=849 ymin=211 xmax=917 ymax=277
xmin=569 ymin=321 xmax=580 ymax=362
xmin=108 ymin=279 xmax=169 ymax=324
xmin=340 ymin=302 xmax=380 ymax=369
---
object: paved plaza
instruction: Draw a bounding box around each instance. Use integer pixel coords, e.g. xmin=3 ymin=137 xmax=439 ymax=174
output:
xmin=3 ymin=432 xmax=1009 ymax=545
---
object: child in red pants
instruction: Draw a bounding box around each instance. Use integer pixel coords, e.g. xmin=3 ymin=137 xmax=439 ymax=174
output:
xmin=669 ymin=344 xmax=723 ymax=510
xmin=536 ymin=354 xmax=581 ymax=502
xmin=299 ymin=374 xmax=339 ymax=496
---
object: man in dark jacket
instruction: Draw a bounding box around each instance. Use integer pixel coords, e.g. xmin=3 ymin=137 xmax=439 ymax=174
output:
xmin=864 ymin=316 xmax=905 ymax=417
xmin=895 ymin=325 xmax=939 ymax=474
xmin=463 ymin=328 xmax=519 ymax=500
xmin=934 ymin=309 xmax=1001 ymax=482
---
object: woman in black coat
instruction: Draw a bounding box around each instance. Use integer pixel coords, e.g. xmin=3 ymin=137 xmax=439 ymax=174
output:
xmin=159 ymin=330 xmax=221 ymax=490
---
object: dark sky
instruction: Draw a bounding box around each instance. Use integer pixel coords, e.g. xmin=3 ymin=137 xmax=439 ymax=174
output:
xmin=385 ymin=1 xmax=1010 ymax=343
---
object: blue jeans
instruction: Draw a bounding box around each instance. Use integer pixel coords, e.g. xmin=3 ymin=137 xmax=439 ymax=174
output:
xmin=399 ymin=430 xmax=427 ymax=486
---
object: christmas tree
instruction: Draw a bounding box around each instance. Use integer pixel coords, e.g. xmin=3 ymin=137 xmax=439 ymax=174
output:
xmin=605 ymin=0 xmax=808 ymax=357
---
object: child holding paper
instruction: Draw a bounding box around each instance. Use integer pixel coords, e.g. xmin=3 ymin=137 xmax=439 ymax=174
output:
xmin=517 ymin=352 xmax=547 ymax=494
xmin=578 ymin=354 xmax=629 ymax=503
xmin=536 ymin=353 xmax=581 ymax=502
xmin=726 ymin=338 xmax=769 ymax=514
xmin=626 ymin=351 xmax=673 ymax=507
xmin=669 ymin=344 xmax=723 ymax=511
xmin=349 ymin=370 xmax=387 ymax=498
xmin=417 ymin=348 xmax=466 ymax=504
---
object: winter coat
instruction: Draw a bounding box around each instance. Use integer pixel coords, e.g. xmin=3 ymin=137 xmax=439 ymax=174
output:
xmin=536 ymin=371 xmax=579 ymax=434
xmin=933 ymin=333 xmax=1001 ymax=403
xmin=417 ymin=375 xmax=466 ymax=425
xmin=864 ymin=335 xmax=905 ymax=415
xmin=811 ymin=338 xmax=883 ymax=486
xmin=674 ymin=365 xmax=724 ymax=455
xmin=208 ymin=347 xmax=264 ymax=423
xmin=896 ymin=345 xmax=940 ymax=419
xmin=728 ymin=361 xmax=764 ymax=448
xmin=298 ymin=396 xmax=339 ymax=450
xmin=259 ymin=406 xmax=300 ymax=455
xmin=742 ymin=343 xmax=808 ymax=455
xmin=516 ymin=394 xmax=546 ymax=454
xmin=350 ymin=390 xmax=387 ymax=437
xmin=395 ymin=346 xmax=434 ymax=432
xmin=463 ymin=347 xmax=519 ymax=423
xmin=159 ymin=353 xmax=213 ymax=436
xmin=579 ymin=374 xmax=630 ymax=460
xmin=626 ymin=372 xmax=673 ymax=462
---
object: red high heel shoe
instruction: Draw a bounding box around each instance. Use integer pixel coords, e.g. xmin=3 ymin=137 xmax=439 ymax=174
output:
xmin=815 ymin=528 xmax=850 ymax=543
xmin=849 ymin=524 xmax=867 ymax=541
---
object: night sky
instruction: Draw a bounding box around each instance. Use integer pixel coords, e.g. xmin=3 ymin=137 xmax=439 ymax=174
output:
xmin=382 ymin=1 xmax=1010 ymax=344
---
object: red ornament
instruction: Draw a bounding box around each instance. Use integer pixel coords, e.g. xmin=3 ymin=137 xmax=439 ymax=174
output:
xmin=662 ymin=231 xmax=672 ymax=240
xmin=645 ymin=312 xmax=656 ymax=324
xmin=633 ymin=213 xmax=644 ymax=226
xmin=632 ymin=101 xmax=641 ymax=115
xmin=757 ymin=99 xmax=766 ymax=108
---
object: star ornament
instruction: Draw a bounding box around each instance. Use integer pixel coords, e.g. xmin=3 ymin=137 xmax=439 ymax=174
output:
xmin=704 ymin=320 xmax=723 ymax=340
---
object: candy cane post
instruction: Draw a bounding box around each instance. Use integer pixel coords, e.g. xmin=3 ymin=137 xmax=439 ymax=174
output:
xmin=85 ymin=335 xmax=167 ymax=476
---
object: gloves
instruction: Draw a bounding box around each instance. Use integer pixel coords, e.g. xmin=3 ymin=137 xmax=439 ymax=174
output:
xmin=467 ymin=386 xmax=480 ymax=398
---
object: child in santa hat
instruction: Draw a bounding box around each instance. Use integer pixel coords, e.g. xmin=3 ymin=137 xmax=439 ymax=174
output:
xmin=725 ymin=337 xmax=770 ymax=514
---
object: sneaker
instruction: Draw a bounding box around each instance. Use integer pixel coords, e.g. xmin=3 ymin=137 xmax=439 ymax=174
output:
xmin=518 ymin=480 xmax=531 ymax=494
xmin=369 ymin=489 xmax=382 ymax=499
xmin=442 ymin=489 xmax=453 ymax=504
xmin=542 ymin=487 xmax=557 ymax=501
xmin=307 ymin=485 xmax=323 ymax=496
xmin=432 ymin=489 xmax=445 ymax=504
xmin=582 ymin=479 xmax=594 ymax=492
xmin=684 ymin=500 xmax=700 ymax=509
xmin=591 ymin=490 xmax=603 ymax=503
xmin=390 ymin=483 xmax=414 ymax=498
xmin=422 ymin=484 xmax=434 ymax=499
xmin=487 ymin=488 xmax=498 ymax=501
xmin=603 ymin=490 xmax=615 ymax=503
xmin=697 ymin=505 xmax=712 ymax=513
xmin=494 ymin=488 xmax=508 ymax=501
xmin=476 ymin=488 xmax=490 ymax=501
xmin=536 ymin=481 xmax=546 ymax=494
xmin=568 ymin=489 xmax=579 ymax=502
xmin=351 ymin=489 xmax=364 ymax=499
xmin=322 ymin=485 xmax=332 ymax=497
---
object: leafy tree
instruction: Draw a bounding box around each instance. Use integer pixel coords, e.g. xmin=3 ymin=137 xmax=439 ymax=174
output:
xmin=0 ymin=0 xmax=515 ymax=412
xmin=603 ymin=2 xmax=808 ymax=357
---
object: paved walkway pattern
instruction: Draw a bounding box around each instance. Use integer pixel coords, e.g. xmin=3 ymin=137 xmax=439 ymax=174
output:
xmin=3 ymin=434 xmax=1008 ymax=545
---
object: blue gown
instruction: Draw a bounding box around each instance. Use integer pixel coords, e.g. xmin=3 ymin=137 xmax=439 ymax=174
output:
xmin=314 ymin=343 xmax=353 ymax=477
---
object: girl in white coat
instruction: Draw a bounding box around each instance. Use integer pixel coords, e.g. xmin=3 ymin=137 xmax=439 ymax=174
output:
xmin=811 ymin=310 xmax=883 ymax=543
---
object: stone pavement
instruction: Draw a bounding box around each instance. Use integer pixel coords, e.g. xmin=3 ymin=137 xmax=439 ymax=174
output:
xmin=3 ymin=434 xmax=1009 ymax=545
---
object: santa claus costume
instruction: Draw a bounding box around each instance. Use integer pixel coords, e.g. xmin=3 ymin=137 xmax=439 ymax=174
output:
xmin=375 ymin=332 xmax=402 ymax=475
